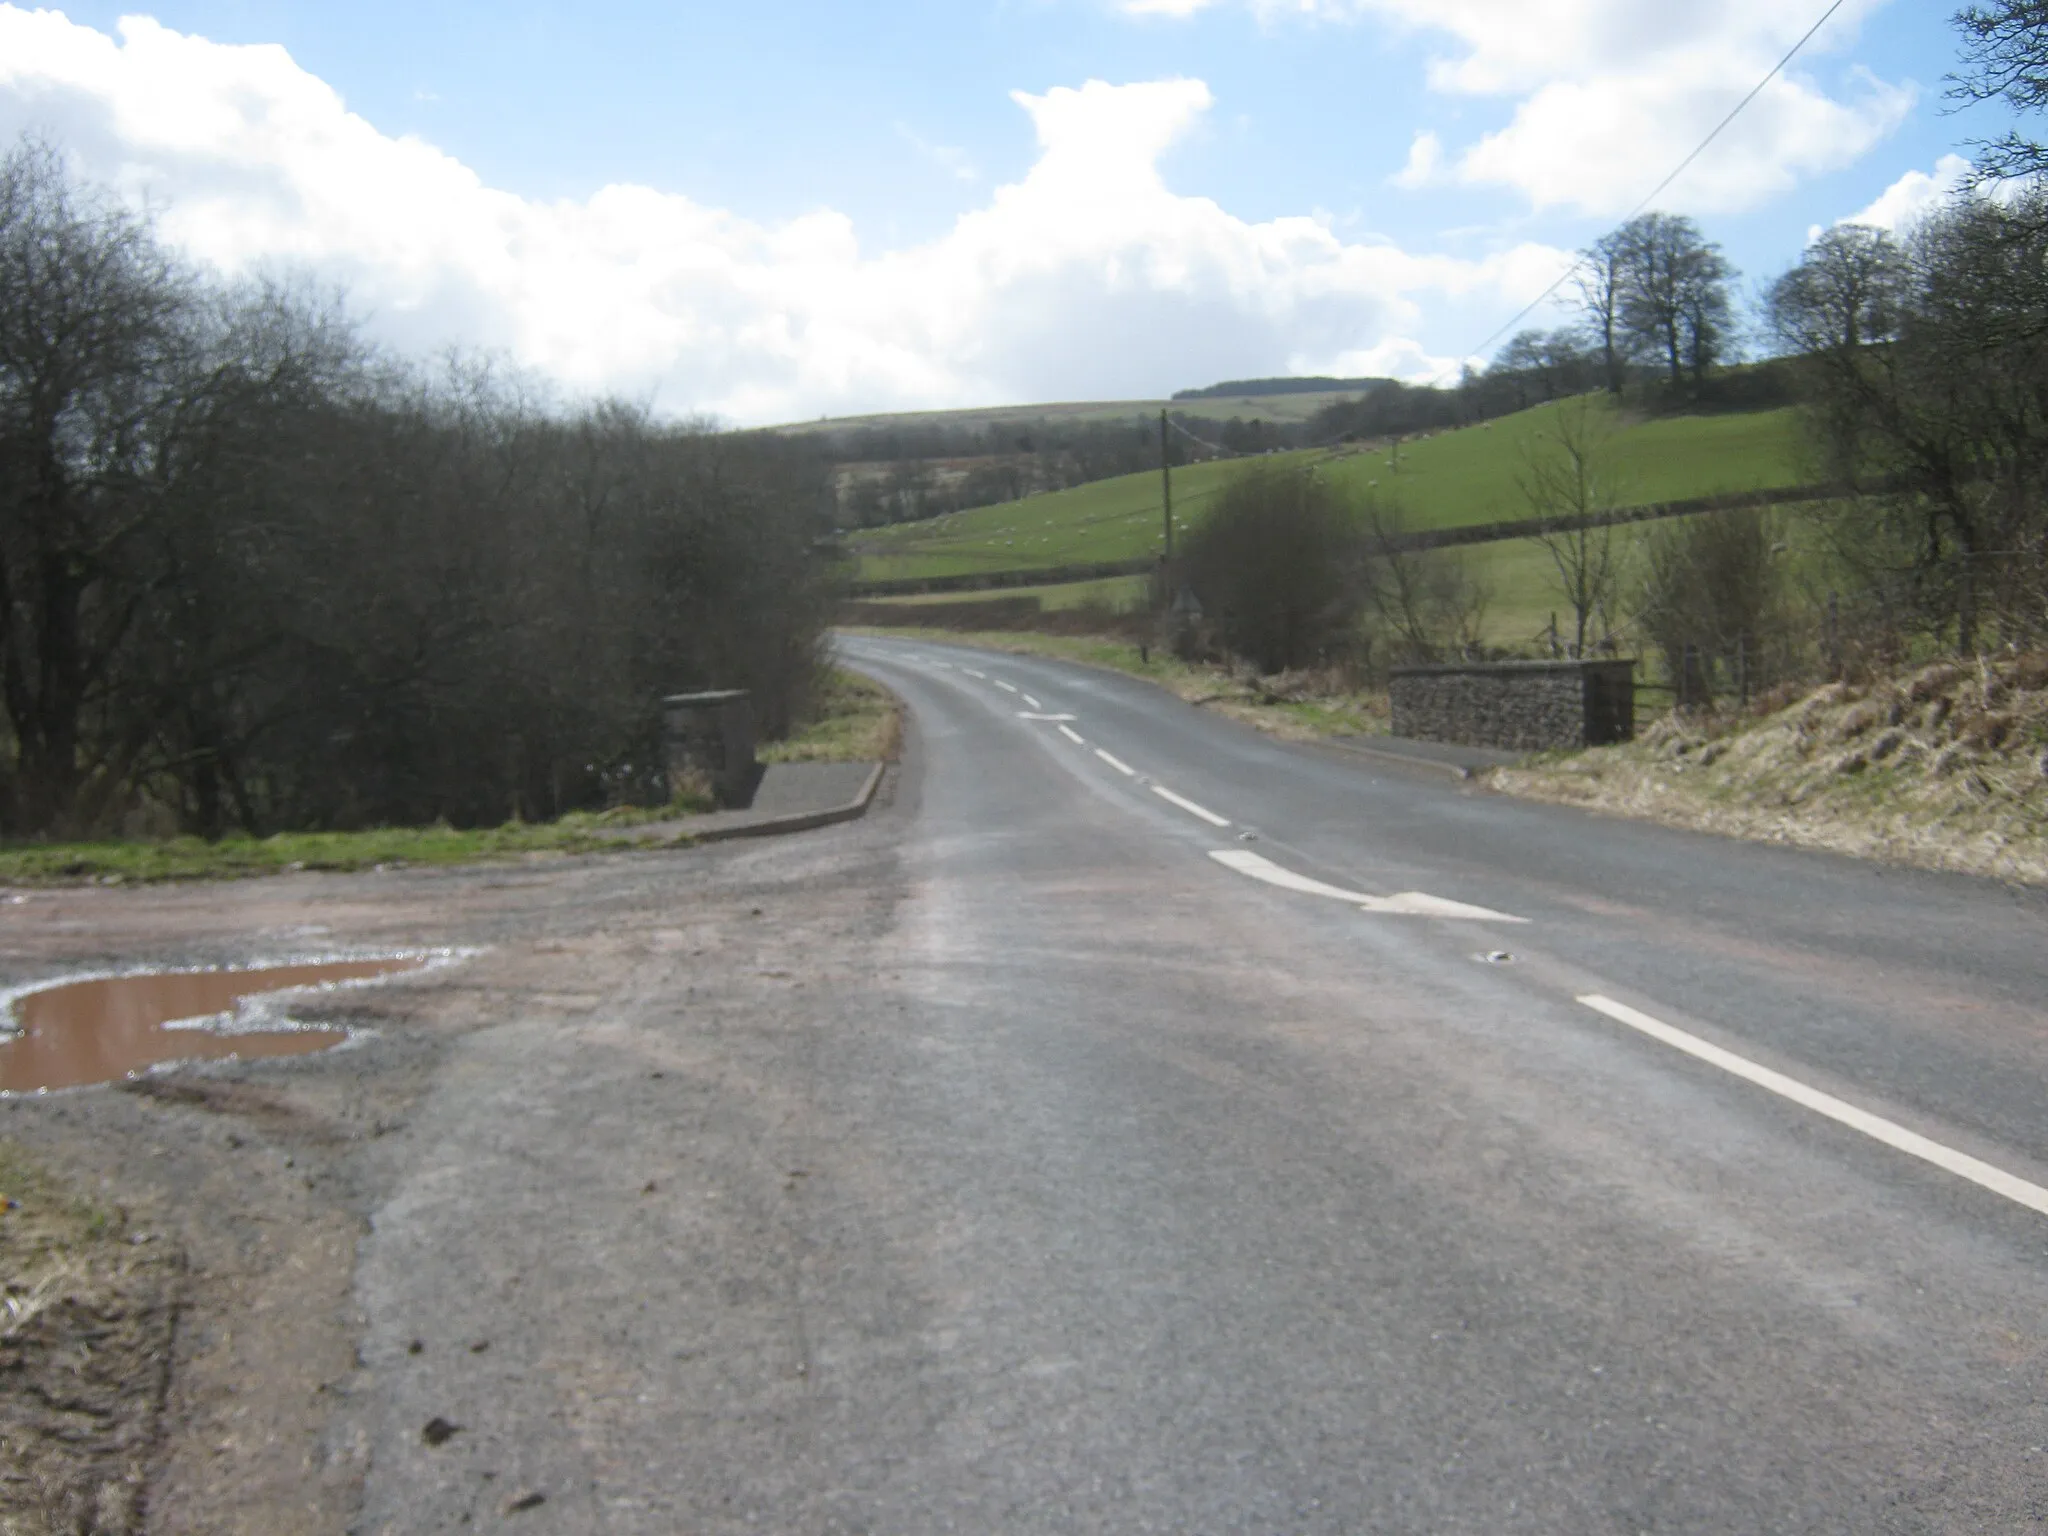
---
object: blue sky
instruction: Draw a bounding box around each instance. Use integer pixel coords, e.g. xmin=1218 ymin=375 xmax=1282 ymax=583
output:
xmin=0 ymin=1 xmax=2012 ymax=422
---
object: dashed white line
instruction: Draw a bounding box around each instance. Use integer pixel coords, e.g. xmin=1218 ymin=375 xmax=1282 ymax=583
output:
xmin=995 ymin=681 xmax=1018 ymax=693
xmin=1150 ymin=785 xmax=1231 ymax=827
xmin=1208 ymin=850 xmax=1526 ymax=922
xmin=1094 ymin=749 xmax=1136 ymax=777
xmin=1022 ymin=694 xmax=1042 ymax=709
xmin=963 ymin=669 xmax=987 ymax=679
xmin=1057 ymin=725 xmax=1086 ymax=745
xmin=1579 ymin=994 xmax=2048 ymax=1219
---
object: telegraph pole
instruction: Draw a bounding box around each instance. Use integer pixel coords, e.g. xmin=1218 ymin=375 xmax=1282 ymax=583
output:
xmin=1159 ymin=408 xmax=1174 ymax=564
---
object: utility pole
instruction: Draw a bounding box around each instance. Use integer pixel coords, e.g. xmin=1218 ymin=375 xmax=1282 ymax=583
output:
xmin=1159 ymin=408 xmax=1174 ymax=565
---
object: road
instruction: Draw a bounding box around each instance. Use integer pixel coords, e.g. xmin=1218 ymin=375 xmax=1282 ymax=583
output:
xmin=19 ymin=629 xmax=2041 ymax=1532
xmin=809 ymin=632 xmax=2048 ymax=1532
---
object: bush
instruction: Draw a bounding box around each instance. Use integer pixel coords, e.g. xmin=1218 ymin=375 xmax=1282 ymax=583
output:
xmin=1174 ymin=468 xmax=1367 ymax=674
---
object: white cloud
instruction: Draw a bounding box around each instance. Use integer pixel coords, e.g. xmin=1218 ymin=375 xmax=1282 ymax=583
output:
xmin=1390 ymin=129 xmax=1441 ymax=189
xmin=1841 ymin=153 xmax=1971 ymax=234
xmin=0 ymin=8 xmax=1570 ymax=424
xmin=1114 ymin=0 xmax=1914 ymax=215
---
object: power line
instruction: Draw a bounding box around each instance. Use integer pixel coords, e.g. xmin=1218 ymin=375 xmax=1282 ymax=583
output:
xmin=1438 ymin=0 xmax=1854 ymax=380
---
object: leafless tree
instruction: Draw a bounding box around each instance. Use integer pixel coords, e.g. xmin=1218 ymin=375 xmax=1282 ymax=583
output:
xmin=1357 ymin=500 xmax=1490 ymax=666
xmin=1519 ymin=397 xmax=1623 ymax=657
xmin=1575 ymin=231 xmax=1636 ymax=395
xmin=1948 ymin=1 xmax=2048 ymax=188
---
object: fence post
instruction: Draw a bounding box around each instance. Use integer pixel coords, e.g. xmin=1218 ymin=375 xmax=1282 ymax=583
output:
xmin=1736 ymin=632 xmax=1749 ymax=707
xmin=1680 ymin=643 xmax=1705 ymax=709
xmin=1825 ymin=591 xmax=1840 ymax=680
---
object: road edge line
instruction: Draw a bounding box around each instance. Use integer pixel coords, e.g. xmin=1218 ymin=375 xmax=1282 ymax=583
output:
xmin=1579 ymin=993 xmax=2048 ymax=1219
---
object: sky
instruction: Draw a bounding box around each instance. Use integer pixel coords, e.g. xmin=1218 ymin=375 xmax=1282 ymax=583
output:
xmin=0 ymin=1 xmax=2012 ymax=425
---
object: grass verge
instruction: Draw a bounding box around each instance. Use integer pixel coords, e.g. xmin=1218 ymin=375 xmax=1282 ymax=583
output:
xmin=1491 ymin=654 xmax=2048 ymax=885
xmin=0 ymin=813 xmax=693 ymax=887
xmin=0 ymin=668 xmax=902 ymax=886
xmin=760 ymin=668 xmax=903 ymax=764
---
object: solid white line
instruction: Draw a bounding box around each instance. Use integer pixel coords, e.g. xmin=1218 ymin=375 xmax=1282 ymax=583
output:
xmin=1150 ymin=785 xmax=1231 ymax=827
xmin=1095 ymin=749 xmax=1136 ymax=777
xmin=1208 ymin=850 xmax=1526 ymax=922
xmin=1579 ymin=994 xmax=2048 ymax=1219
xmin=995 ymin=680 xmax=1018 ymax=693
xmin=1022 ymin=694 xmax=1042 ymax=709
xmin=1057 ymin=725 xmax=1086 ymax=745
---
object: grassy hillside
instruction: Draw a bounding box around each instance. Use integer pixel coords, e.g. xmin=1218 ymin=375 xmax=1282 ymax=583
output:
xmin=780 ymin=389 xmax=1365 ymax=437
xmin=850 ymin=398 xmax=1809 ymax=585
xmin=1495 ymin=653 xmax=2048 ymax=886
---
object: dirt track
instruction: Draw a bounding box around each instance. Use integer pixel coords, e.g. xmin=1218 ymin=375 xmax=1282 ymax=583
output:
xmin=0 ymin=783 xmax=901 ymax=1535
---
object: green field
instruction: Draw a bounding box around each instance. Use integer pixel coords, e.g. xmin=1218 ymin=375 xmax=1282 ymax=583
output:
xmin=850 ymin=398 xmax=1810 ymax=585
xmin=874 ymin=575 xmax=1149 ymax=610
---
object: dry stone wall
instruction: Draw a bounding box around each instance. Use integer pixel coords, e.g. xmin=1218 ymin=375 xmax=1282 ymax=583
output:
xmin=1390 ymin=660 xmax=1635 ymax=753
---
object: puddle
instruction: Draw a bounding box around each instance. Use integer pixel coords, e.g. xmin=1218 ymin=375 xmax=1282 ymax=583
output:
xmin=0 ymin=958 xmax=426 ymax=1092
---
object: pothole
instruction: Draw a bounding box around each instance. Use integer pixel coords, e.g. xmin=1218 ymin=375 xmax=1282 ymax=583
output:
xmin=0 ymin=958 xmax=429 ymax=1092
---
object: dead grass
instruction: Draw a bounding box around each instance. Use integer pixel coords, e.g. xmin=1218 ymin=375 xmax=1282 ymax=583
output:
xmin=0 ymin=1141 xmax=180 ymax=1536
xmin=760 ymin=668 xmax=902 ymax=764
xmin=1493 ymin=653 xmax=2048 ymax=885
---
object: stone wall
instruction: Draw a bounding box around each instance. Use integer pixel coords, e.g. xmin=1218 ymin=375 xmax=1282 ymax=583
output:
xmin=664 ymin=689 xmax=759 ymax=807
xmin=1390 ymin=660 xmax=1635 ymax=754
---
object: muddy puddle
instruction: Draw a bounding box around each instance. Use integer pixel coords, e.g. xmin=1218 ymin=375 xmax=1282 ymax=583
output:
xmin=0 ymin=958 xmax=425 ymax=1092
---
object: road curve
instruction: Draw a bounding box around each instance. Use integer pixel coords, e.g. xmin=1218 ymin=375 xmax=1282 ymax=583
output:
xmin=817 ymin=630 xmax=2048 ymax=1531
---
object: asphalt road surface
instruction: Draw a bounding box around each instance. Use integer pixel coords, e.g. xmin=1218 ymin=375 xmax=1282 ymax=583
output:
xmin=795 ymin=632 xmax=2048 ymax=1533
xmin=190 ymin=629 xmax=2048 ymax=1535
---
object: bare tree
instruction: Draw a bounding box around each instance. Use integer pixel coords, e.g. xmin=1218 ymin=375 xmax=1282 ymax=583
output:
xmin=1519 ymin=397 xmax=1623 ymax=657
xmin=1948 ymin=2 xmax=2048 ymax=187
xmin=1637 ymin=508 xmax=1785 ymax=705
xmin=1358 ymin=500 xmax=1490 ymax=665
xmin=0 ymin=135 xmax=839 ymax=839
xmin=1575 ymin=230 xmax=1635 ymax=395
xmin=0 ymin=138 xmax=195 ymax=833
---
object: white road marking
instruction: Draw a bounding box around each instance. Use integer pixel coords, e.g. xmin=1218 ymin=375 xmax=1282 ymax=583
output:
xmin=1368 ymin=892 xmax=1528 ymax=922
xmin=1579 ymin=994 xmax=2048 ymax=1220
xmin=1095 ymin=749 xmax=1136 ymax=777
xmin=1209 ymin=849 xmax=1369 ymax=901
xmin=1058 ymin=725 xmax=1086 ymax=745
xmin=995 ymin=680 xmax=1018 ymax=693
xmin=1017 ymin=712 xmax=1077 ymax=722
xmin=1151 ymin=786 xmax=1231 ymax=827
xmin=1208 ymin=850 xmax=1526 ymax=922
xmin=963 ymin=669 xmax=986 ymax=679
xmin=1022 ymin=694 xmax=1042 ymax=709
